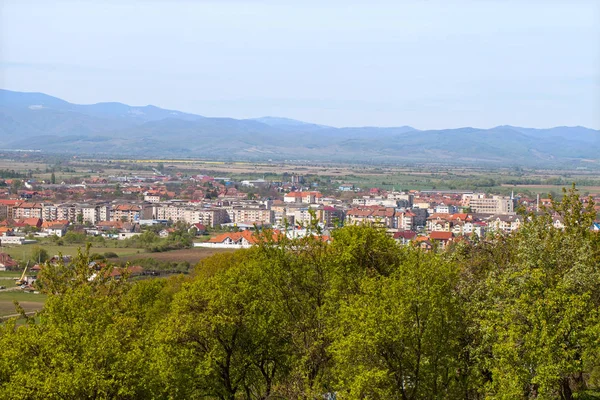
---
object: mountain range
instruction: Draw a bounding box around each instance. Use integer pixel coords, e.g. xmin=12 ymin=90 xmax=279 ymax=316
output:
xmin=1 ymin=89 xmax=598 ymax=166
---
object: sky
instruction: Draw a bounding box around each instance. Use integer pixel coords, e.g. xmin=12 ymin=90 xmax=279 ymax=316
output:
xmin=1 ymin=0 xmax=599 ymax=129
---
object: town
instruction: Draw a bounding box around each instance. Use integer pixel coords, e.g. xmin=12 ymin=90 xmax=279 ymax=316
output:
xmin=2 ymin=159 xmax=599 ymax=268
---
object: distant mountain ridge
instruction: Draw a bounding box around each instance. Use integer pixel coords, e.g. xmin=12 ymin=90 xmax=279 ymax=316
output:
xmin=1 ymin=89 xmax=598 ymax=166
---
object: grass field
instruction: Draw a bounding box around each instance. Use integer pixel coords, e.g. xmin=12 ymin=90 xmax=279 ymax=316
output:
xmin=3 ymin=243 xmax=234 ymax=267
xmin=0 ymin=271 xmax=21 ymax=278
xmin=0 ymin=290 xmax=47 ymax=318
xmin=116 ymin=247 xmax=235 ymax=265
xmin=1 ymin=244 xmax=146 ymax=263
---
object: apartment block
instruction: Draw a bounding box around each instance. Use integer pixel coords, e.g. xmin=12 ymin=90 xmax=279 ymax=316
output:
xmin=463 ymin=194 xmax=515 ymax=214
xmin=13 ymin=202 xmax=43 ymax=219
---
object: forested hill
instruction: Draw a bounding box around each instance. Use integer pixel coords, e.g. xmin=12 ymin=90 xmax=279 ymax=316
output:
xmin=1 ymin=89 xmax=599 ymax=166
xmin=1 ymin=187 xmax=599 ymax=398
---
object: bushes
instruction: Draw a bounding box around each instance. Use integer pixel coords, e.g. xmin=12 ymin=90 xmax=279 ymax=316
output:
xmin=122 ymin=257 xmax=190 ymax=273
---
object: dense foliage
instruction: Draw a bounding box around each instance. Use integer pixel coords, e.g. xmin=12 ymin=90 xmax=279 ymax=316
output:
xmin=0 ymin=169 xmax=28 ymax=179
xmin=0 ymin=187 xmax=599 ymax=399
xmin=48 ymin=224 xmax=194 ymax=252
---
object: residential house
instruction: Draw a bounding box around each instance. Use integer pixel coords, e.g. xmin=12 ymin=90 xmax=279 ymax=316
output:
xmin=46 ymin=223 xmax=68 ymax=237
xmin=203 ymin=230 xmax=260 ymax=248
xmin=16 ymin=218 xmax=43 ymax=229
xmin=429 ymin=231 xmax=454 ymax=249
xmin=0 ymin=227 xmax=14 ymax=236
xmin=345 ymin=207 xmax=398 ymax=228
xmin=190 ymin=223 xmax=207 ymax=235
xmin=552 ymin=216 xmax=565 ymax=230
xmin=0 ymin=253 xmax=19 ymax=271
xmin=487 ymin=214 xmax=522 ymax=233
xmin=393 ymin=231 xmax=417 ymax=245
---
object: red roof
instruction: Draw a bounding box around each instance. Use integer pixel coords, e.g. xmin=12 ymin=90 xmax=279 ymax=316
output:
xmin=393 ymin=231 xmax=417 ymax=240
xmin=20 ymin=218 xmax=42 ymax=227
xmin=114 ymin=204 xmax=141 ymax=211
xmin=192 ymin=223 xmax=207 ymax=231
xmin=109 ymin=265 xmax=144 ymax=278
xmin=42 ymin=220 xmax=69 ymax=228
xmin=14 ymin=202 xmax=43 ymax=209
xmin=209 ymin=230 xmax=284 ymax=245
xmin=284 ymin=191 xmax=323 ymax=198
xmin=429 ymin=231 xmax=453 ymax=241
xmin=209 ymin=230 xmax=258 ymax=244
xmin=0 ymin=253 xmax=18 ymax=268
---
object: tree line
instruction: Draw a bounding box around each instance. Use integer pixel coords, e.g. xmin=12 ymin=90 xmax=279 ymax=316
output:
xmin=0 ymin=186 xmax=599 ymax=399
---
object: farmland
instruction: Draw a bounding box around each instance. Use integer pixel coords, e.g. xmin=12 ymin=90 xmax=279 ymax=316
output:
xmin=115 ymin=247 xmax=235 ymax=265
xmin=3 ymin=153 xmax=600 ymax=198
xmin=0 ymin=290 xmax=47 ymax=318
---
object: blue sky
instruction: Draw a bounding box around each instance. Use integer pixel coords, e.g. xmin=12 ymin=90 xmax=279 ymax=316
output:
xmin=1 ymin=0 xmax=599 ymax=129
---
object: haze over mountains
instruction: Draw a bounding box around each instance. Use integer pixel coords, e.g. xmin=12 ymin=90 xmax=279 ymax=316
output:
xmin=1 ymin=89 xmax=598 ymax=166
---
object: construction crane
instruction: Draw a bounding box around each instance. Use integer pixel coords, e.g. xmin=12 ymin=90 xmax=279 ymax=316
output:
xmin=15 ymin=261 xmax=29 ymax=286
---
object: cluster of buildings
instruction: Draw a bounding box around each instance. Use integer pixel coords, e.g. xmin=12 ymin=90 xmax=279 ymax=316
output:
xmin=2 ymin=171 xmax=599 ymax=250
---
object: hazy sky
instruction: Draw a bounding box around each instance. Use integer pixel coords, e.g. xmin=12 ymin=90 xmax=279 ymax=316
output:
xmin=1 ymin=0 xmax=599 ymax=129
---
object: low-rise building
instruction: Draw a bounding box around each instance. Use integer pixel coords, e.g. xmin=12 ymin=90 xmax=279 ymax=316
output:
xmin=487 ymin=214 xmax=522 ymax=233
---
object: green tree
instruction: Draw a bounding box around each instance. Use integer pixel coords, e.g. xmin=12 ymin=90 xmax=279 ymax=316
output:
xmin=331 ymin=248 xmax=464 ymax=399
xmin=30 ymin=246 xmax=49 ymax=264
xmin=154 ymin=250 xmax=292 ymax=399
xmin=475 ymin=185 xmax=600 ymax=399
xmin=0 ymin=248 xmax=173 ymax=399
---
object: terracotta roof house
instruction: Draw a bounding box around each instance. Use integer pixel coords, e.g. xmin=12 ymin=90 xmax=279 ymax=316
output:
xmin=208 ymin=231 xmax=259 ymax=247
xmin=0 ymin=253 xmax=19 ymax=271
xmin=393 ymin=231 xmax=417 ymax=244
xmin=429 ymin=231 xmax=453 ymax=241
xmin=0 ymin=227 xmax=14 ymax=236
xmin=19 ymin=218 xmax=43 ymax=228
xmin=109 ymin=265 xmax=144 ymax=279
xmin=190 ymin=223 xmax=207 ymax=234
xmin=428 ymin=231 xmax=454 ymax=249
xmin=205 ymin=230 xmax=286 ymax=248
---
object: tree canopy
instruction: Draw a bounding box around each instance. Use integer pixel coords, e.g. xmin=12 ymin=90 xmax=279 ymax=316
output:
xmin=0 ymin=186 xmax=599 ymax=399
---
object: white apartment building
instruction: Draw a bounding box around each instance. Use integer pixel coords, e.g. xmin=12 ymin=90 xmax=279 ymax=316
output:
xmin=144 ymin=195 xmax=161 ymax=203
xmin=153 ymin=205 xmax=229 ymax=227
xmin=228 ymin=207 xmax=274 ymax=225
xmin=435 ymin=204 xmax=458 ymax=214
xmin=463 ymin=194 xmax=515 ymax=215
xmin=353 ymin=196 xmax=398 ymax=207
xmin=387 ymin=192 xmax=414 ymax=206
xmin=80 ymin=205 xmax=100 ymax=224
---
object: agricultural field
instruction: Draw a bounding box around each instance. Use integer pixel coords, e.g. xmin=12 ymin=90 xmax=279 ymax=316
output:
xmin=115 ymin=247 xmax=234 ymax=265
xmin=3 ymin=153 xmax=600 ymax=197
xmin=0 ymin=290 xmax=47 ymax=319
